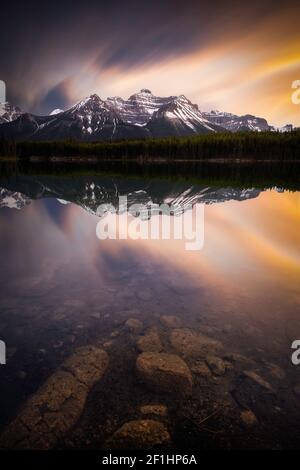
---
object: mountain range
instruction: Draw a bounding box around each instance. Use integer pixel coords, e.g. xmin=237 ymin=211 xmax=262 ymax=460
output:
xmin=0 ymin=89 xmax=293 ymax=141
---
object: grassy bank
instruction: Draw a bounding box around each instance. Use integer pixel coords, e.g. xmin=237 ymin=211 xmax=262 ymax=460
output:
xmin=0 ymin=130 xmax=300 ymax=161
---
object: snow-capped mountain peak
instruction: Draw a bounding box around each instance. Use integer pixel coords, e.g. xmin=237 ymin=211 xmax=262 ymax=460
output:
xmin=202 ymin=110 xmax=270 ymax=132
xmin=59 ymin=93 xmax=120 ymax=136
xmin=105 ymin=89 xmax=177 ymax=126
xmin=70 ymin=93 xmax=106 ymax=113
xmin=128 ymin=88 xmax=154 ymax=100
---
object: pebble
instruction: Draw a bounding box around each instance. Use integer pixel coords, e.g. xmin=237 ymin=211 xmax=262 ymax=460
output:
xmin=107 ymin=419 xmax=171 ymax=449
xmin=240 ymin=410 xmax=258 ymax=426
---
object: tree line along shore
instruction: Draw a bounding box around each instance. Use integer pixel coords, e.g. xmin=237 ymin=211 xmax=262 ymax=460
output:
xmin=0 ymin=131 xmax=300 ymax=160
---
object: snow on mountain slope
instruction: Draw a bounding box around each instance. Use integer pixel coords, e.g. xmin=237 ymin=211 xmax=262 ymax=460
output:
xmin=0 ymin=102 xmax=23 ymax=124
xmin=65 ymin=93 xmax=117 ymax=136
xmin=49 ymin=109 xmax=64 ymax=115
xmin=106 ymin=89 xmax=176 ymax=125
xmin=147 ymin=95 xmax=223 ymax=136
xmin=202 ymin=110 xmax=270 ymax=132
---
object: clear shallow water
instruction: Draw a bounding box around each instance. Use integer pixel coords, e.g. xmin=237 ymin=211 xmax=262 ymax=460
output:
xmin=0 ymin=166 xmax=300 ymax=449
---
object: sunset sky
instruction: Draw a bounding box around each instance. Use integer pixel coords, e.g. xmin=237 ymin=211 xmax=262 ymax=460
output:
xmin=1 ymin=0 xmax=300 ymax=126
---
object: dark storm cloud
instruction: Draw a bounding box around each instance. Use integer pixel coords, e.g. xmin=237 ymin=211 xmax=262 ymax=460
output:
xmin=1 ymin=0 xmax=299 ymax=113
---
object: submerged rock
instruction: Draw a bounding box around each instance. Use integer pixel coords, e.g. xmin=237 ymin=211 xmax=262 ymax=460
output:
xmin=110 ymin=330 xmax=119 ymax=338
xmin=140 ymin=404 xmax=168 ymax=417
xmin=199 ymin=325 xmax=218 ymax=336
xmin=136 ymin=352 xmax=193 ymax=395
xmin=190 ymin=361 xmax=212 ymax=377
xmin=263 ymin=362 xmax=286 ymax=380
xmin=125 ymin=318 xmax=143 ymax=333
xmin=240 ymin=410 xmax=258 ymax=426
xmin=0 ymin=346 xmax=108 ymax=449
xmin=137 ymin=327 xmax=162 ymax=353
xmin=205 ymin=355 xmax=226 ymax=376
xmin=170 ymin=328 xmax=223 ymax=358
xmin=232 ymin=370 xmax=276 ymax=416
xmin=63 ymin=345 xmax=109 ymax=388
xmin=223 ymin=352 xmax=255 ymax=366
xmin=160 ymin=315 xmax=182 ymax=328
xmin=242 ymin=370 xmax=274 ymax=392
xmin=107 ymin=419 xmax=171 ymax=449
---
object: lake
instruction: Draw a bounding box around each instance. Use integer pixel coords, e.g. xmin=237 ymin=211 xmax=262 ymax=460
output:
xmin=0 ymin=160 xmax=300 ymax=450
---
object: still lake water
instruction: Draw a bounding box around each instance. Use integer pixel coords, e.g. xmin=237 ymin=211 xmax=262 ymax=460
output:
xmin=0 ymin=160 xmax=300 ymax=449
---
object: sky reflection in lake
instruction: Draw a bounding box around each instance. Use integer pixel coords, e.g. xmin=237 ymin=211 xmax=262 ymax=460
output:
xmin=1 ymin=188 xmax=299 ymax=306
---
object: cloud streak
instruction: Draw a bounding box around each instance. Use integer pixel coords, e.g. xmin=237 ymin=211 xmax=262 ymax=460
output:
xmin=1 ymin=0 xmax=300 ymax=125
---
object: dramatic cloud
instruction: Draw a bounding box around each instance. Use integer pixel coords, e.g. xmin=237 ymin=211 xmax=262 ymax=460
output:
xmin=1 ymin=0 xmax=300 ymax=125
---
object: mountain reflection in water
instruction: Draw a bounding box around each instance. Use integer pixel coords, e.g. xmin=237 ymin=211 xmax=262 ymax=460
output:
xmin=0 ymin=162 xmax=300 ymax=450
